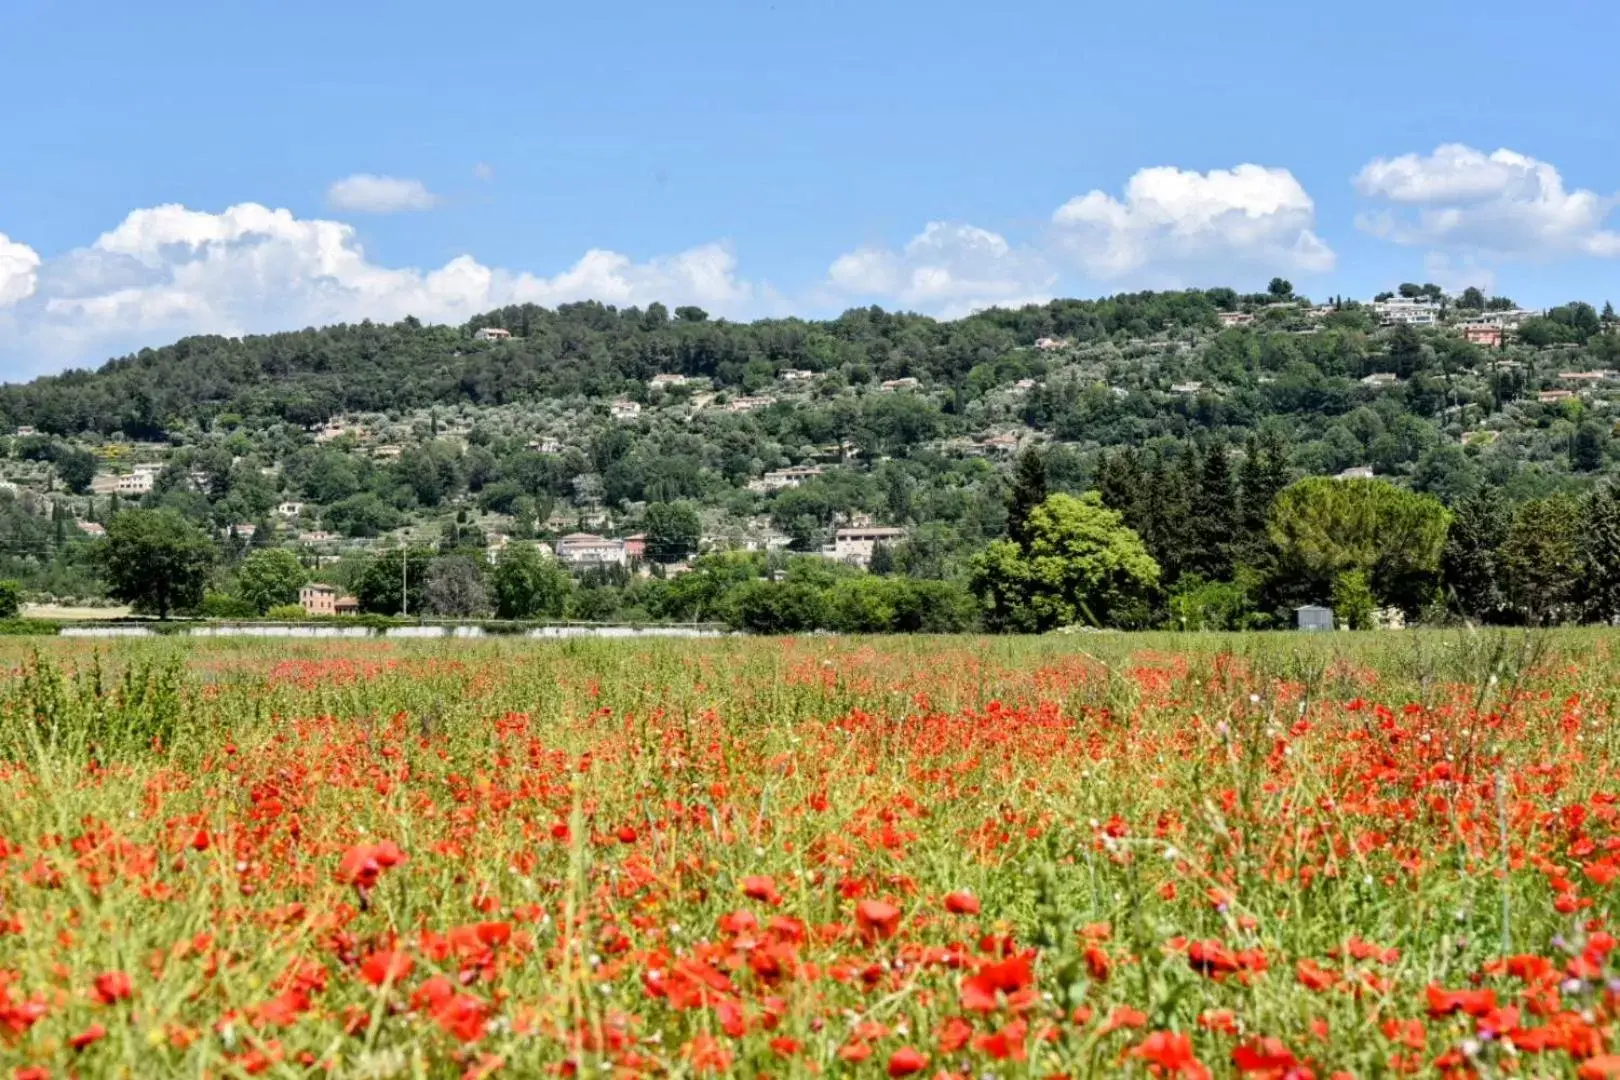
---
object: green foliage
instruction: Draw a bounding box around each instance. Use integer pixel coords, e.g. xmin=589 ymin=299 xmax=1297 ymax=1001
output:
xmin=970 ymin=492 xmax=1160 ymax=632
xmin=52 ymin=447 xmax=97 ymax=494
xmin=235 ymin=548 xmax=308 ymax=614
xmin=98 ymin=510 xmax=215 ymax=619
xmin=1442 ymin=487 xmax=1509 ymax=621
xmin=1331 ymin=569 xmax=1376 ymax=630
xmin=642 ymin=502 xmax=701 ymax=564
xmin=1582 ymin=485 xmax=1620 ymax=625
xmin=1005 ymin=448 xmax=1048 ymax=551
xmin=355 ymin=548 xmax=434 ymax=616
xmin=0 ymin=580 xmax=20 ymax=619
xmin=421 ymin=555 xmax=488 ymax=617
xmin=199 ymin=592 xmax=258 ymax=618
xmin=723 ymin=580 xmax=829 ymax=634
xmin=1167 ymin=571 xmax=1262 ymax=631
xmin=1267 ymin=478 xmax=1448 ymax=609
xmin=490 ymin=543 xmax=572 ymax=620
xmin=1500 ymin=495 xmax=1584 ymax=625
xmin=265 ymin=603 xmax=308 ymax=621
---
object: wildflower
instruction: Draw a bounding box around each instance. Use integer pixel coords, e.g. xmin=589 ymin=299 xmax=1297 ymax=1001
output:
xmin=70 ymin=1023 xmax=107 ymax=1050
xmin=1103 ymin=1005 xmax=1149 ymax=1033
xmin=944 ymin=891 xmax=981 ymax=915
xmin=743 ymin=876 xmax=782 ymax=906
xmin=683 ymin=1034 xmax=733 ymax=1074
xmin=1131 ymin=1030 xmax=1211 ymax=1079
xmin=1426 ymin=985 xmax=1497 ymax=1018
xmin=1231 ymin=1037 xmax=1299 ymax=1074
xmin=887 ymin=1047 xmax=929 ymax=1077
xmin=974 ymin=1019 xmax=1028 ymax=1061
xmin=855 ymin=899 xmax=902 ymax=942
xmin=92 ymin=971 xmax=133 ymax=1006
xmin=337 ymin=840 xmax=404 ymax=888
xmin=938 ymin=1016 xmax=974 ymax=1052
xmin=359 ymin=949 xmax=414 ymax=987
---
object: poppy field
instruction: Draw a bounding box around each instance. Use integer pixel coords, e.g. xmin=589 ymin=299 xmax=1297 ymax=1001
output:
xmin=2 ymin=630 xmax=1620 ymax=1078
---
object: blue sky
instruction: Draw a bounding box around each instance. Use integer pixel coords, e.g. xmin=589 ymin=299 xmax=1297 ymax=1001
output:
xmin=3 ymin=0 xmax=1620 ymax=378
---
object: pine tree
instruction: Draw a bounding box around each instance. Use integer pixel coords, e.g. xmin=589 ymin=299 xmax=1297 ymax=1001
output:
xmin=1137 ymin=448 xmax=1195 ymax=584
xmin=1441 ymin=486 xmax=1508 ymax=621
xmin=1582 ymin=485 xmax=1620 ymax=624
xmin=1094 ymin=449 xmax=1143 ymax=525
xmin=1006 ymin=449 xmax=1048 ymax=551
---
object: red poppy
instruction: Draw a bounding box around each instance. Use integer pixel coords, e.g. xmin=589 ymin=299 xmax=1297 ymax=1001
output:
xmin=855 ymin=899 xmax=902 ymax=941
xmin=1103 ymin=1005 xmax=1149 ymax=1033
xmin=684 ymin=1034 xmax=733 ymax=1075
xmin=887 ymin=1047 xmax=929 ymax=1077
xmin=974 ymin=1019 xmax=1028 ymax=1062
xmin=1426 ymin=985 xmax=1497 ymax=1018
xmin=938 ymin=1016 xmax=974 ymax=1053
xmin=92 ymin=971 xmax=133 ymax=1005
xmin=359 ymin=949 xmax=414 ymax=987
xmin=337 ymin=840 xmax=404 ymax=889
xmin=70 ymin=1023 xmax=107 ymax=1050
xmin=1131 ymin=1031 xmax=1211 ymax=1079
xmin=1231 ymin=1037 xmax=1299 ymax=1074
xmin=944 ymin=891 xmax=981 ymax=915
xmin=743 ymin=876 xmax=783 ymax=906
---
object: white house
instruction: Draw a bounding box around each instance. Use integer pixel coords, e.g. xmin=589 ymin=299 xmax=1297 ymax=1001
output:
xmin=277 ymin=501 xmax=305 ymax=518
xmin=1361 ymin=372 xmax=1400 ymax=387
xmin=610 ymin=400 xmax=642 ymax=420
xmin=555 ymin=533 xmax=627 ymax=568
xmin=473 ymin=327 xmax=512 ymax=342
xmin=649 ymin=373 xmax=688 ymax=389
xmin=726 ymin=395 xmax=775 ymax=413
xmin=1335 ymin=466 xmax=1375 ymax=480
xmin=781 ymin=369 xmax=814 ymax=382
xmin=115 ymin=471 xmax=155 ymax=496
xmin=828 ymin=526 xmax=906 ymax=568
xmin=749 ymin=465 xmax=824 ymax=492
xmin=1371 ymin=297 xmax=1440 ymax=327
xmin=880 ymin=377 xmax=920 ymax=392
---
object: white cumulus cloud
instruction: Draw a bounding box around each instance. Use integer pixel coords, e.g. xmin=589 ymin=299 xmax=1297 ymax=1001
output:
xmin=1050 ymin=163 xmax=1335 ymax=282
xmin=0 ymin=202 xmax=758 ymax=379
xmin=826 ymin=222 xmax=1055 ymax=317
xmin=0 ymin=232 xmax=41 ymax=306
xmin=1354 ymin=144 xmax=1620 ymax=259
xmin=326 ymin=174 xmax=438 ymax=214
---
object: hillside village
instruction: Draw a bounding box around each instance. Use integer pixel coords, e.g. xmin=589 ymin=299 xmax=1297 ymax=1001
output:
xmin=3 ymin=283 xmax=1620 ymax=626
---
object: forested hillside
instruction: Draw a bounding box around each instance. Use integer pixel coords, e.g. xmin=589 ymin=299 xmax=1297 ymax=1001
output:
xmin=4 ymin=282 xmax=1620 ymax=631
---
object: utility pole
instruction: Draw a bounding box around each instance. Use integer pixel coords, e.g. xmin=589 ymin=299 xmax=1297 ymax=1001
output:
xmin=401 ymin=541 xmax=409 ymax=617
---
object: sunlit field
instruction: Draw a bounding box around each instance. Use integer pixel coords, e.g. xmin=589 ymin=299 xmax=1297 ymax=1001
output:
xmin=1 ymin=630 xmax=1619 ymax=1078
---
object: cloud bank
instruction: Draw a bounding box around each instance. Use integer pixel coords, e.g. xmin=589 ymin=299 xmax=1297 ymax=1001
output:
xmin=0 ymin=203 xmax=756 ymax=378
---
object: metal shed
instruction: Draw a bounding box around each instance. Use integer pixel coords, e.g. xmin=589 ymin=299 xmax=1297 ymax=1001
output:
xmin=1295 ymin=605 xmax=1335 ymax=632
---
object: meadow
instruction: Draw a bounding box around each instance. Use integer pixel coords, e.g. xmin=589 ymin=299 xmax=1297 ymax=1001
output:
xmin=0 ymin=630 xmax=1617 ymax=1078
